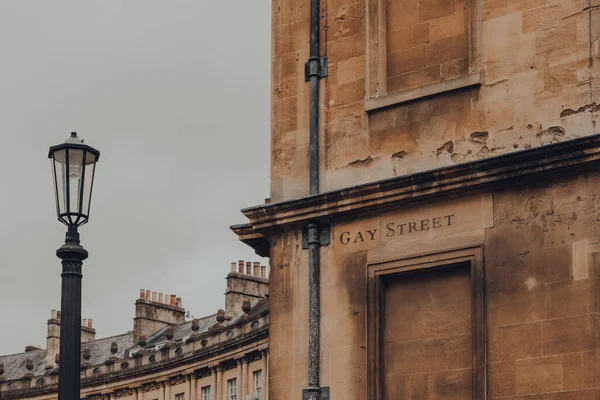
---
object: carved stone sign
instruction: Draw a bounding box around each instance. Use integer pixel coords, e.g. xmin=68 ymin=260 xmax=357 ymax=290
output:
xmin=334 ymin=194 xmax=492 ymax=250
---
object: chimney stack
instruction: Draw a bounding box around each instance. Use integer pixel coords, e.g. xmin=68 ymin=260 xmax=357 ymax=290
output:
xmin=133 ymin=289 xmax=185 ymax=344
xmin=225 ymin=260 xmax=269 ymax=318
xmin=45 ymin=309 xmax=96 ymax=369
xmin=81 ymin=317 xmax=96 ymax=343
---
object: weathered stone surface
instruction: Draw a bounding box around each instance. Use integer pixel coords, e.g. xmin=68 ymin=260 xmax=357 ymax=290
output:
xmin=264 ymin=0 xmax=600 ymax=396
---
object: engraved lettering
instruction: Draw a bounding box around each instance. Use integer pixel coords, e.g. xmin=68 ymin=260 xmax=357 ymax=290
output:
xmin=445 ymin=214 xmax=455 ymax=226
xmin=340 ymin=231 xmax=351 ymax=245
xmin=398 ymin=223 xmax=406 ymax=235
xmin=386 ymin=222 xmax=395 ymax=237
xmin=432 ymin=217 xmax=441 ymax=228
xmin=366 ymin=229 xmax=378 ymax=240
xmin=420 ymin=219 xmax=429 ymax=230
xmin=408 ymin=222 xmax=418 ymax=233
xmin=353 ymin=232 xmax=364 ymax=243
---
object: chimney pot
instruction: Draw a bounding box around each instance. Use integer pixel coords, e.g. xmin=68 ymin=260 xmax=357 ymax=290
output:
xmin=152 ymin=292 xmax=158 ymax=302
xmin=51 ymin=309 xmax=57 ymax=319
xmin=145 ymin=290 xmax=151 ymax=300
xmin=238 ymin=260 xmax=244 ymax=273
xmin=158 ymin=293 xmax=164 ymax=303
xmin=253 ymin=262 xmax=260 ymax=276
xmin=231 ymin=262 xmax=236 ymax=272
xmin=176 ymin=297 xmax=182 ymax=307
xmin=260 ymin=265 xmax=266 ymax=277
xmin=242 ymin=300 xmax=252 ymax=314
xmin=170 ymin=295 xmax=176 ymax=306
xmin=191 ymin=319 xmax=200 ymax=332
xmin=139 ymin=289 xmax=145 ymax=299
xmin=82 ymin=318 xmax=87 ymax=327
xmin=138 ymin=335 xmax=147 ymax=347
xmin=216 ymin=309 xmax=225 ymax=323
xmin=246 ymin=261 xmax=252 ymax=275
xmin=88 ymin=319 xmax=93 ymax=328
xmin=57 ymin=311 xmax=61 ymax=319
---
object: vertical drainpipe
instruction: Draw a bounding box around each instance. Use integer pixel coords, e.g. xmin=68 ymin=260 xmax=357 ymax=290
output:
xmin=304 ymin=0 xmax=327 ymax=397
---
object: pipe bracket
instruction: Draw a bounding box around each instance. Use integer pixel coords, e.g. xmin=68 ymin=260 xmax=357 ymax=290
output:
xmin=304 ymin=57 xmax=328 ymax=82
xmin=302 ymin=224 xmax=331 ymax=249
xmin=302 ymin=386 xmax=330 ymax=400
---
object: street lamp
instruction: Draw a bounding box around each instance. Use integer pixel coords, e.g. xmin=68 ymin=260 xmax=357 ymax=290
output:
xmin=48 ymin=132 xmax=100 ymax=400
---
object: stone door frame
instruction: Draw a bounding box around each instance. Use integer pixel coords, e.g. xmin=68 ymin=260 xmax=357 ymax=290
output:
xmin=367 ymin=245 xmax=486 ymax=399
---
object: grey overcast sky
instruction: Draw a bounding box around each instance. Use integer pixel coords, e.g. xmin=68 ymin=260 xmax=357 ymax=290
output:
xmin=0 ymin=1 xmax=270 ymax=354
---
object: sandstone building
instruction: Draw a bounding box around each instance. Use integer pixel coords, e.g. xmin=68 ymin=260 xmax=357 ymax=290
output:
xmin=232 ymin=0 xmax=600 ymax=397
xmin=0 ymin=261 xmax=269 ymax=400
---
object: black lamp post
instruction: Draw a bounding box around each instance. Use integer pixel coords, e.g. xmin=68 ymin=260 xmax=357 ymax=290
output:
xmin=48 ymin=132 xmax=100 ymax=400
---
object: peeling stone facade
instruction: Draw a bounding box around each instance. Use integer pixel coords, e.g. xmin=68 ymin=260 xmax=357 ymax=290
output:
xmin=234 ymin=0 xmax=600 ymax=398
xmin=270 ymin=0 xmax=599 ymax=201
xmin=0 ymin=263 xmax=269 ymax=400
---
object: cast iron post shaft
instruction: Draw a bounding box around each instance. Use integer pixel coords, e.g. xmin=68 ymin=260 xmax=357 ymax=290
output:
xmin=56 ymin=226 xmax=88 ymax=400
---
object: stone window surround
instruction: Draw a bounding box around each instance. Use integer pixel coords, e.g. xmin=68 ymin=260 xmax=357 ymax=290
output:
xmin=367 ymin=245 xmax=486 ymax=399
xmin=364 ymin=0 xmax=482 ymax=112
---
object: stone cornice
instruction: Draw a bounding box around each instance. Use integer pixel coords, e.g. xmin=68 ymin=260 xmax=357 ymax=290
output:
xmin=233 ymin=134 xmax=600 ymax=239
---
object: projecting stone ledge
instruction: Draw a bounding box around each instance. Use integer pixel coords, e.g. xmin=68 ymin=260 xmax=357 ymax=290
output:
xmin=232 ymin=133 xmax=600 ymax=253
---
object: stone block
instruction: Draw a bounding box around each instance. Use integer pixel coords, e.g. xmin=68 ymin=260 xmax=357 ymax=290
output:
xmin=385 ymin=373 xmax=428 ymax=399
xmin=442 ymin=57 xmax=469 ymax=79
xmin=562 ymin=352 xmax=583 ymax=390
xmin=388 ymin=45 xmax=427 ymax=76
xmin=487 ymin=285 xmax=545 ymax=326
xmin=426 ymin=34 xmax=469 ymax=66
xmin=368 ymin=108 xmax=397 ymax=133
xmin=328 ymin=33 xmax=365 ymax=62
xmin=388 ymin=70 xmax=425 ymax=93
xmin=488 ymin=322 xmax=542 ymax=361
xmin=388 ymin=0 xmax=419 ymax=28
xmin=418 ymin=0 xmax=456 ymax=22
xmin=542 ymin=315 xmax=595 ymax=355
xmin=386 ymin=338 xmax=448 ymax=375
xmin=582 ymin=351 xmax=598 ymax=388
xmin=545 ymin=279 xmax=593 ymax=319
xmin=516 ymin=356 xmax=562 ymax=395
xmin=328 ymin=2 xmax=364 ymax=41
xmin=387 ymin=27 xmax=413 ymax=55
xmin=369 ymin=122 xmax=420 ymax=155
xmin=413 ymin=22 xmax=430 ymax=46
xmin=488 ymin=360 xmax=517 ymax=397
xmin=332 ymin=78 xmax=365 ymax=106
xmin=429 ymin=11 xmax=466 ymax=42
xmin=336 ymin=55 xmax=365 ymax=83
xmin=428 ymin=368 xmax=472 ymax=400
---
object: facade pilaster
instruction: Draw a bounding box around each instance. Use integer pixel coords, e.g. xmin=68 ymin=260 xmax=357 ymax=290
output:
xmin=215 ymin=366 xmax=223 ymax=400
xmin=164 ymin=379 xmax=171 ymax=400
xmin=189 ymin=373 xmax=196 ymax=400
xmin=240 ymin=357 xmax=248 ymax=399
xmin=262 ymin=349 xmax=269 ymax=400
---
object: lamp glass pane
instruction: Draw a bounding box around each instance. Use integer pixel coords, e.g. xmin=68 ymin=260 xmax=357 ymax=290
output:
xmin=67 ymin=149 xmax=84 ymax=224
xmin=81 ymin=155 xmax=96 ymax=219
xmin=52 ymin=150 xmax=67 ymax=218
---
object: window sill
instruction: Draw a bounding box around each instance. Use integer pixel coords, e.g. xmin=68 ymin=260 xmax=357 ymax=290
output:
xmin=364 ymin=72 xmax=482 ymax=112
